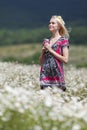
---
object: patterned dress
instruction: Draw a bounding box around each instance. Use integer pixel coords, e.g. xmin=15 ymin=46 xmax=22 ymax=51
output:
xmin=40 ymin=37 xmax=69 ymax=89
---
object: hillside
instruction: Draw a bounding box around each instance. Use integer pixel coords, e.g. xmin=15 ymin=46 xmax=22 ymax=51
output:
xmin=0 ymin=0 xmax=87 ymax=29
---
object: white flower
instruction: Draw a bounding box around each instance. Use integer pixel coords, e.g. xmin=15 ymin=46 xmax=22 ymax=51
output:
xmin=71 ymin=124 xmax=81 ymax=130
xmin=44 ymin=96 xmax=53 ymax=107
xmin=33 ymin=125 xmax=42 ymax=130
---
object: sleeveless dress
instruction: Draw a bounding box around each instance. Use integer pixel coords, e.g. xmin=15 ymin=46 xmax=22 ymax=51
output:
xmin=40 ymin=37 xmax=69 ymax=89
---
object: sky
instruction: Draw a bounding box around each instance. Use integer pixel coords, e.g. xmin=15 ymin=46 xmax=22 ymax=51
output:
xmin=0 ymin=0 xmax=87 ymax=28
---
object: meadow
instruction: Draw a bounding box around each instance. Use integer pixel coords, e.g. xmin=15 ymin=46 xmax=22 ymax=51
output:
xmin=0 ymin=43 xmax=87 ymax=67
xmin=0 ymin=44 xmax=87 ymax=130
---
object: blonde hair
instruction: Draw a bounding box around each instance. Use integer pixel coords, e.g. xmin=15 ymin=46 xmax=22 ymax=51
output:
xmin=51 ymin=15 xmax=69 ymax=38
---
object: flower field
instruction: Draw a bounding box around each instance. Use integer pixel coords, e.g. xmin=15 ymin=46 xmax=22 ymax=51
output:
xmin=0 ymin=62 xmax=87 ymax=130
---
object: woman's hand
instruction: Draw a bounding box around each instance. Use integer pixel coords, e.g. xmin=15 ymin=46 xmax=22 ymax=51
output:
xmin=44 ymin=43 xmax=52 ymax=52
xmin=42 ymin=46 xmax=46 ymax=54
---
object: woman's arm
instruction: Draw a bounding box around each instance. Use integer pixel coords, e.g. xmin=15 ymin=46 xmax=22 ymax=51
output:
xmin=50 ymin=47 xmax=69 ymax=63
xmin=44 ymin=43 xmax=69 ymax=64
xmin=39 ymin=47 xmax=46 ymax=64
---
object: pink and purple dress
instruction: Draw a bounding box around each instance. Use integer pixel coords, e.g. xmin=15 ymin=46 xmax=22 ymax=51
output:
xmin=40 ymin=37 xmax=69 ymax=89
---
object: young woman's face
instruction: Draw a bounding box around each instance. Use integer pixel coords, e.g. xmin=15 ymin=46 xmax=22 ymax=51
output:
xmin=48 ymin=18 xmax=59 ymax=32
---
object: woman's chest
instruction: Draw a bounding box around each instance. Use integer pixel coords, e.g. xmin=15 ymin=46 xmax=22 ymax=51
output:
xmin=51 ymin=42 xmax=61 ymax=51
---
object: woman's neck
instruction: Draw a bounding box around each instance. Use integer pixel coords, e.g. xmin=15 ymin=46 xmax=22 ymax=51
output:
xmin=51 ymin=31 xmax=61 ymax=39
xmin=50 ymin=32 xmax=61 ymax=45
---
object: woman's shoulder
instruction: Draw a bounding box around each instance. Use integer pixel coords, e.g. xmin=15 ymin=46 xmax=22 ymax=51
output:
xmin=58 ymin=36 xmax=69 ymax=47
xmin=59 ymin=36 xmax=68 ymax=41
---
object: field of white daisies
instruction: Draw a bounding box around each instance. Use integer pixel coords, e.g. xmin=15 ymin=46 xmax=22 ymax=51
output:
xmin=0 ymin=61 xmax=87 ymax=130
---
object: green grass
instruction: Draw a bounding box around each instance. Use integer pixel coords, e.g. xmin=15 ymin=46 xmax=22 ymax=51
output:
xmin=0 ymin=43 xmax=41 ymax=64
xmin=0 ymin=43 xmax=87 ymax=67
xmin=69 ymin=45 xmax=87 ymax=68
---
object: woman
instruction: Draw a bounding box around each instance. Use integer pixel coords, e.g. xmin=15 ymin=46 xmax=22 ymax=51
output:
xmin=40 ymin=15 xmax=69 ymax=91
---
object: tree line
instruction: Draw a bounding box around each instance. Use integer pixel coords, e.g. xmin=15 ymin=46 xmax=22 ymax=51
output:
xmin=0 ymin=26 xmax=86 ymax=45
